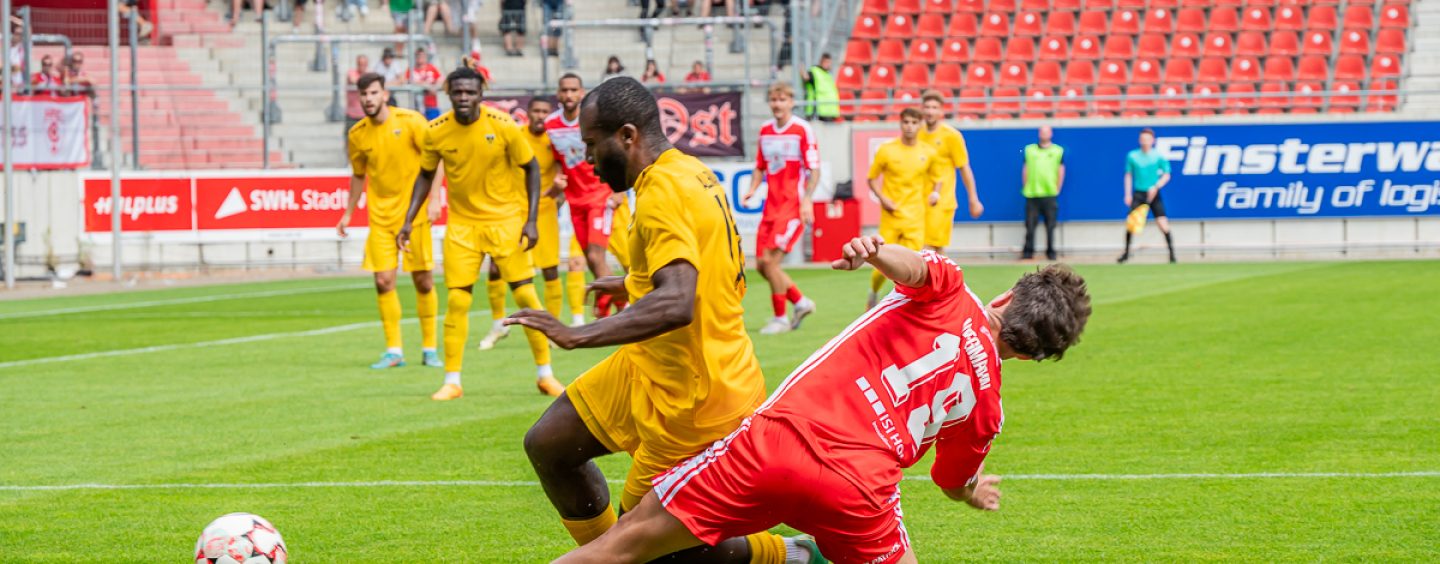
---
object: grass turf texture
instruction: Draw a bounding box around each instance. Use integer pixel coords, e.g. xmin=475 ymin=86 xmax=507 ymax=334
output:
xmin=2 ymin=260 xmax=1438 ymax=562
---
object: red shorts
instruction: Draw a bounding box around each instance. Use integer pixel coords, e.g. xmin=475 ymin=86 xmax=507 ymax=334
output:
xmin=755 ymin=215 xmax=803 ymax=255
xmin=570 ymin=204 xmax=613 ymax=251
xmin=653 ymin=416 xmax=910 ymax=564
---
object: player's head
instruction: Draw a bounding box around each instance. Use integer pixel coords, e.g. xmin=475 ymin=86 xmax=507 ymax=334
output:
xmin=579 ymin=77 xmax=668 ymax=192
xmin=414 ymin=48 xmax=429 ymax=65
xmin=818 ymin=52 xmax=832 ymax=71
xmin=1038 ymin=125 xmax=1053 ymax=144
xmin=527 ymin=97 xmax=553 ymax=134
xmin=557 ymin=73 xmax=585 ymax=114
xmin=445 ymin=66 xmax=485 ymax=124
xmin=921 ymin=90 xmax=945 ymax=125
xmin=767 ymin=81 xmax=795 ymax=120
xmin=899 ymin=108 xmax=923 ymax=140
xmin=991 ymin=264 xmax=1091 ymax=362
xmin=1139 ymin=127 xmax=1155 ymax=150
xmin=356 ymin=72 xmax=387 ymax=119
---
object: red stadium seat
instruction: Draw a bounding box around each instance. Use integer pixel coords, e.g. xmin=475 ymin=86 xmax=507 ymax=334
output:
xmin=1330 ymin=81 xmax=1361 ymax=112
xmin=1015 ymin=11 xmax=1045 ymax=36
xmin=1198 ymin=57 xmax=1229 ymax=82
xmin=1032 ymin=61 xmax=1064 ymax=87
xmin=1181 ymin=0 xmax=1213 ymax=6
xmin=1118 ymin=0 xmax=1146 ymax=7
xmin=1103 ymin=36 xmax=1135 ymax=59
xmin=935 ymin=63 xmax=966 ymax=89
xmin=917 ymin=14 xmax=947 ymax=38
xmin=1231 ymin=56 xmax=1261 ymax=82
xmin=973 ymin=38 xmax=1004 ymax=62
xmin=1380 ymin=4 xmax=1409 ymax=28
xmin=921 ymin=0 xmax=952 ymax=13
xmin=990 ymin=0 xmax=1018 ymax=12
xmin=1244 ymin=0 xmax=1277 ymax=6
xmin=1176 ymin=8 xmax=1207 ymax=33
xmin=999 ymin=61 xmax=1030 ymax=86
xmin=1204 ymin=33 xmax=1235 ymax=57
xmin=967 ymin=64 xmax=997 ymax=87
xmin=1263 ymin=56 xmax=1296 ymax=83
xmin=861 ymin=0 xmax=889 ymax=17
xmin=1293 ymin=81 xmax=1323 ymax=109
xmin=1215 ymin=0 xmax=1245 ymax=7
xmin=1047 ymin=11 xmax=1077 ymax=36
xmin=1308 ymin=6 xmax=1338 ymax=31
xmin=1342 ymin=6 xmax=1373 ymax=30
xmin=1124 ymin=85 xmax=1156 ymax=112
xmin=949 ymin=14 xmax=979 ymax=37
xmin=1241 ymin=7 xmax=1272 ymax=31
xmin=1163 ymin=59 xmax=1196 ymax=83
xmin=1297 ymin=55 xmax=1329 ymax=81
xmin=838 ymin=90 xmax=858 ymax=120
xmin=1274 ymin=5 xmax=1304 ymax=31
xmin=900 ymin=64 xmax=933 ymax=88
xmin=1025 ymin=87 xmax=1056 ymax=114
xmin=859 ymin=90 xmax=889 ymax=119
xmin=1054 ymin=0 xmax=1082 ymax=10
xmin=1269 ymin=31 xmax=1300 ymax=56
xmin=1132 ymin=58 xmax=1163 ymax=84
xmin=1079 ymin=11 xmax=1109 ymax=35
xmin=1098 ymin=59 xmax=1129 ymax=85
xmin=1236 ymin=31 xmax=1268 ymax=56
xmin=909 ymin=40 xmax=939 ymax=64
xmin=875 ymin=39 xmax=906 ymax=65
xmin=1094 ymin=85 xmax=1123 ymax=113
xmin=894 ymin=89 xmax=923 ymax=114
xmin=884 ymin=14 xmax=917 ymax=38
xmin=957 ymin=88 xmax=987 ymax=117
xmin=1194 ymin=83 xmax=1225 ymax=111
xmin=1302 ymin=30 xmax=1333 ymax=55
xmin=955 ymin=0 xmax=985 ymax=13
xmin=853 ymin=15 xmax=883 ymax=39
xmin=1001 ymin=40 xmax=1034 ymax=64
xmin=1339 ymin=30 xmax=1370 ymax=55
xmin=1171 ymin=32 xmax=1202 ymax=58
xmin=1138 ymin=34 xmax=1168 ymax=59
xmin=1065 ymin=61 xmax=1097 ymax=84
xmin=1371 ymin=54 xmax=1402 ymax=79
xmin=1223 ymin=83 xmax=1256 ymax=112
xmin=1058 ymin=85 xmax=1088 ymax=113
xmin=837 ymin=64 xmax=867 ymax=90
xmin=1112 ymin=9 xmax=1142 ymax=35
xmin=1040 ymin=36 xmax=1070 ymax=61
xmin=867 ymin=64 xmax=898 ymax=90
xmin=992 ymin=87 xmax=1023 ymax=117
xmin=1367 ymin=79 xmax=1398 ymax=112
xmin=1073 ymin=35 xmax=1103 ymax=60
xmin=941 ymin=39 xmax=972 ymax=64
xmin=1157 ymin=83 xmax=1187 ymax=114
xmin=981 ymin=12 xmax=1011 ymax=37
xmin=1376 ymin=29 xmax=1407 ymax=55
xmin=1144 ymin=8 xmax=1174 ymax=33
xmin=1151 ymin=0 xmax=1179 ymax=8
xmin=1022 ymin=0 xmax=1049 ymax=9
xmin=844 ymin=40 xmax=875 ymax=65
xmin=1210 ymin=8 xmax=1241 ymax=32
xmin=892 ymin=0 xmax=922 ymax=14
xmin=1258 ymin=82 xmax=1290 ymax=110
xmin=1084 ymin=0 xmax=1114 ymax=8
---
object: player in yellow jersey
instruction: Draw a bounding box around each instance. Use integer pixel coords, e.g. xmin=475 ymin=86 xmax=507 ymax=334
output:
xmin=918 ymin=90 xmax=984 ymax=253
xmin=397 ymin=67 xmax=564 ymax=401
xmin=506 ymin=77 xmax=815 ymax=564
xmin=477 ymin=97 xmax=570 ymax=350
xmin=866 ymin=107 xmax=945 ymax=309
xmin=338 ymin=73 xmax=443 ymax=370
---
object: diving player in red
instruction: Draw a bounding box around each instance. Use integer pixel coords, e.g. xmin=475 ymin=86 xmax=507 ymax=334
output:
xmin=554 ymin=235 xmax=1092 ymax=564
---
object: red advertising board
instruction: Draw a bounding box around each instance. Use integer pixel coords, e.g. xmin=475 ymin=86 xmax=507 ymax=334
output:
xmin=194 ymin=175 xmax=359 ymax=230
xmin=82 ymin=177 xmax=193 ymax=232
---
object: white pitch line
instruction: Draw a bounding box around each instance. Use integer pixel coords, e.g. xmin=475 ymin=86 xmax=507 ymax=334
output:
xmin=0 ymin=284 xmax=369 ymax=320
xmin=4 ymin=472 xmax=1437 ymax=492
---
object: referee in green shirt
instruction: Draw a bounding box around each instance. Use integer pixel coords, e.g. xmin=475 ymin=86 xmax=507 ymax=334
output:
xmin=1118 ymin=128 xmax=1176 ymax=264
xmin=1022 ymin=126 xmax=1065 ymax=261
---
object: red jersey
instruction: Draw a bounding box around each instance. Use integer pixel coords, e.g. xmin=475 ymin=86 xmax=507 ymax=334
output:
xmin=755 ymin=117 xmax=818 ymax=220
xmin=544 ymin=109 xmax=613 ymax=211
xmin=407 ymin=63 xmax=442 ymax=108
xmin=756 ymin=251 xmax=1003 ymax=502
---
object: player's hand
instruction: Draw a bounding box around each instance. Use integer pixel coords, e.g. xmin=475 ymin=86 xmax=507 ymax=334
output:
xmin=830 ymin=235 xmax=885 ymax=271
xmin=880 ymin=197 xmax=898 ymax=213
xmin=426 ymin=200 xmax=443 ymax=224
xmin=966 ymin=474 xmax=1002 ymax=511
xmin=1147 ymin=191 xmax=1156 ymax=204
xmin=336 ymin=215 xmax=350 ymax=238
xmin=521 ymin=221 xmax=539 ymax=251
xmin=554 ymin=173 xmax=568 ymax=192
xmin=586 ymin=276 xmax=627 ymax=300
xmin=396 ymin=224 xmax=413 ymax=252
xmin=607 ymin=193 xmax=624 ymax=210
xmin=741 ymin=189 xmax=757 ymax=207
xmin=800 ymin=198 xmax=814 ymax=226
xmin=504 ymin=309 xmax=580 ymax=349
xmin=928 ymin=192 xmax=940 ymax=206
xmin=1124 ymin=193 xmax=1133 ymax=207
xmin=968 ymin=197 xmax=985 ymax=219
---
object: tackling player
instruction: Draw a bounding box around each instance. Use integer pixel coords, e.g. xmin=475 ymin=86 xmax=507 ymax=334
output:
xmin=338 ymin=72 xmax=442 ymax=370
xmin=742 ymin=81 xmax=819 ymax=335
xmin=506 ymin=77 xmax=808 ymax=563
xmin=866 ymin=108 xmax=945 ymax=309
xmin=918 ymin=90 xmax=984 ymax=253
xmin=554 ymin=235 xmax=1092 ymax=564
xmin=398 ymin=67 xmax=564 ymax=401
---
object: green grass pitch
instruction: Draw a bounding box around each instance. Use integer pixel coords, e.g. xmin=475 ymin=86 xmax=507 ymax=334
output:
xmin=2 ymin=260 xmax=1438 ymax=562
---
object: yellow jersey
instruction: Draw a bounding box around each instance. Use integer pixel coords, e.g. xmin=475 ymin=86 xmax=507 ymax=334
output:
xmin=867 ymin=138 xmax=944 ymax=225
xmin=347 ymin=107 xmax=430 ymax=230
xmin=916 ymin=123 xmax=970 ymax=208
xmin=522 ymin=126 xmax=560 ymax=216
xmin=621 ymin=148 xmax=764 ymax=428
xmin=420 ymin=106 xmax=536 ymax=226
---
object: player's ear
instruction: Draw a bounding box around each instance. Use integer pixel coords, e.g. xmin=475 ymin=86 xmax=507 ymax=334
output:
xmin=619 ymin=123 xmax=639 ymax=150
xmin=989 ymin=289 xmax=1014 ymax=309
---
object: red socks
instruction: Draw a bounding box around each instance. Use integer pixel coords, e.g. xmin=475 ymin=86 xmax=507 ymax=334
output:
xmin=786 ymin=285 xmax=804 ymax=304
xmin=771 ymin=294 xmax=787 ymax=317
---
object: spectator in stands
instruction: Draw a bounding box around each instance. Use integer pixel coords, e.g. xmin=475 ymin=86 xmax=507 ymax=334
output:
xmin=32 ymin=55 xmax=62 ymax=96
xmin=499 ymin=0 xmax=526 ymax=57
xmin=422 ymin=0 xmax=457 ymax=36
xmin=61 ymin=53 xmax=95 ymax=98
xmin=539 ymin=0 xmax=564 ymax=57
xmin=640 ymin=59 xmax=665 ymax=84
xmin=680 ymin=60 xmax=710 ymax=93
xmin=462 ymin=50 xmax=492 ymax=84
xmin=639 ymin=0 xmax=665 ymax=19
xmin=373 ymin=47 xmax=408 ymax=105
xmin=230 ymin=0 xmax=270 ymax=26
xmin=698 ymin=0 xmax=735 ymax=20
xmin=1118 ymin=128 xmax=1176 ymax=264
xmin=600 ymin=55 xmax=626 ymax=82
xmin=346 ymin=54 xmax=371 ymax=134
xmin=7 ymin=24 xmax=22 ymax=90
xmin=801 ymin=52 xmax=839 ymax=122
xmin=408 ymin=48 xmax=442 ymax=120
xmin=118 ymin=0 xmax=155 ymax=40
xmin=463 ymin=0 xmax=483 ymax=53
xmin=1021 ymin=126 xmax=1065 ymax=262
xmin=337 ymin=0 xmax=369 ymax=22
xmin=390 ymin=0 xmax=415 ymax=52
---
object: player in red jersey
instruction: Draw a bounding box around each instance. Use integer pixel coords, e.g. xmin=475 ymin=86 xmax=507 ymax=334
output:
xmin=546 ymin=72 xmax=632 ymax=317
xmin=743 ymin=81 xmax=820 ymax=336
xmin=555 ymin=235 xmax=1092 ymax=564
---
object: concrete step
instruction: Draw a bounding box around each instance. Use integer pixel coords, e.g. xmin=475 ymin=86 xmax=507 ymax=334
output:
xmin=137 ymin=136 xmax=265 ymax=152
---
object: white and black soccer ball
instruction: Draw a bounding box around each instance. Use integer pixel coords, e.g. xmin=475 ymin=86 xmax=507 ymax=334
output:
xmin=194 ymin=512 xmax=288 ymax=564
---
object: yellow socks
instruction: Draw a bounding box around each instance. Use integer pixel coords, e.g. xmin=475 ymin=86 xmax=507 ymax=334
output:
xmin=486 ymin=278 xmax=507 ymax=321
xmin=543 ymin=278 xmax=563 ymax=318
xmin=416 ymin=290 xmax=438 ymax=350
xmin=566 ymin=270 xmax=586 ymax=319
xmin=870 ymin=269 xmax=887 ymax=293
xmin=746 ymin=532 xmax=787 ymax=564
xmin=511 ymin=283 xmax=552 ymax=366
xmin=377 ymin=290 xmax=402 ymax=350
xmin=561 ymin=505 xmax=617 ymax=546
xmin=443 ymin=289 xmax=473 ymax=372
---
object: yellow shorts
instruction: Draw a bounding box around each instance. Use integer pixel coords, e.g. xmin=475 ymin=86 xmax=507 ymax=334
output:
xmin=531 ymin=201 xmax=561 ymax=270
xmin=924 ymin=204 xmax=957 ymax=249
xmin=363 ymin=221 xmax=433 ymax=273
xmin=607 ymin=201 xmax=633 ymax=272
xmin=879 ymin=219 xmax=925 ymax=251
xmin=443 ymin=221 xmax=535 ymax=289
xmin=569 ymin=351 xmax=748 ymax=511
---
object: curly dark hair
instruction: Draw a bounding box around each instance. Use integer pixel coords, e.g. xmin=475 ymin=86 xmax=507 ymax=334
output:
xmin=1000 ymin=264 xmax=1091 ymax=361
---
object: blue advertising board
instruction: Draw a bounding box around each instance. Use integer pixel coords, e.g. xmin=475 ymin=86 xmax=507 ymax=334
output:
xmin=946 ymin=120 xmax=1440 ymax=222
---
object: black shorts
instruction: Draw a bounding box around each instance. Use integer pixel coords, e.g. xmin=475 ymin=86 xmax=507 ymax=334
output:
xmin=1132 ymin=190 xmax=1166 ymax=217
xmin=499 ymin=10 xmax=526 ymax=34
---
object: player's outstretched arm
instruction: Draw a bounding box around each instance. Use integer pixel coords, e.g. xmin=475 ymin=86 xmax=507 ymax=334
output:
xmin=942 ymin=474 xmax=1002 ymax=511
xmin=397 ymin=167 xmax=437 ymax=250
xmin=830 ymin=236 xmax=928 ymax=288
xmin=505 ymin=260 xmax=697 ymax=349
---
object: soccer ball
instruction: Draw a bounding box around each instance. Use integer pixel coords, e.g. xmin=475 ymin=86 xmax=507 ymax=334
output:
xmin=194 ymin=513 xmax=288 ymax=564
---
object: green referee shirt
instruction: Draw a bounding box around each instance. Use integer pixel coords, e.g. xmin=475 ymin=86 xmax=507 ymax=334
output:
xmin=1126 ymin=148 xmax=1172 ymax=192
xmin=1022 ymin=142 xmax=1064 ymax=199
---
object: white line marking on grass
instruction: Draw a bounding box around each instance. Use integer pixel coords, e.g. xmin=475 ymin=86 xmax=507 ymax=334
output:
xmin=0 ymin=284 xmax=369 ymax=320
xmin=5 ymin=472 xmax=1437 ymax=491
